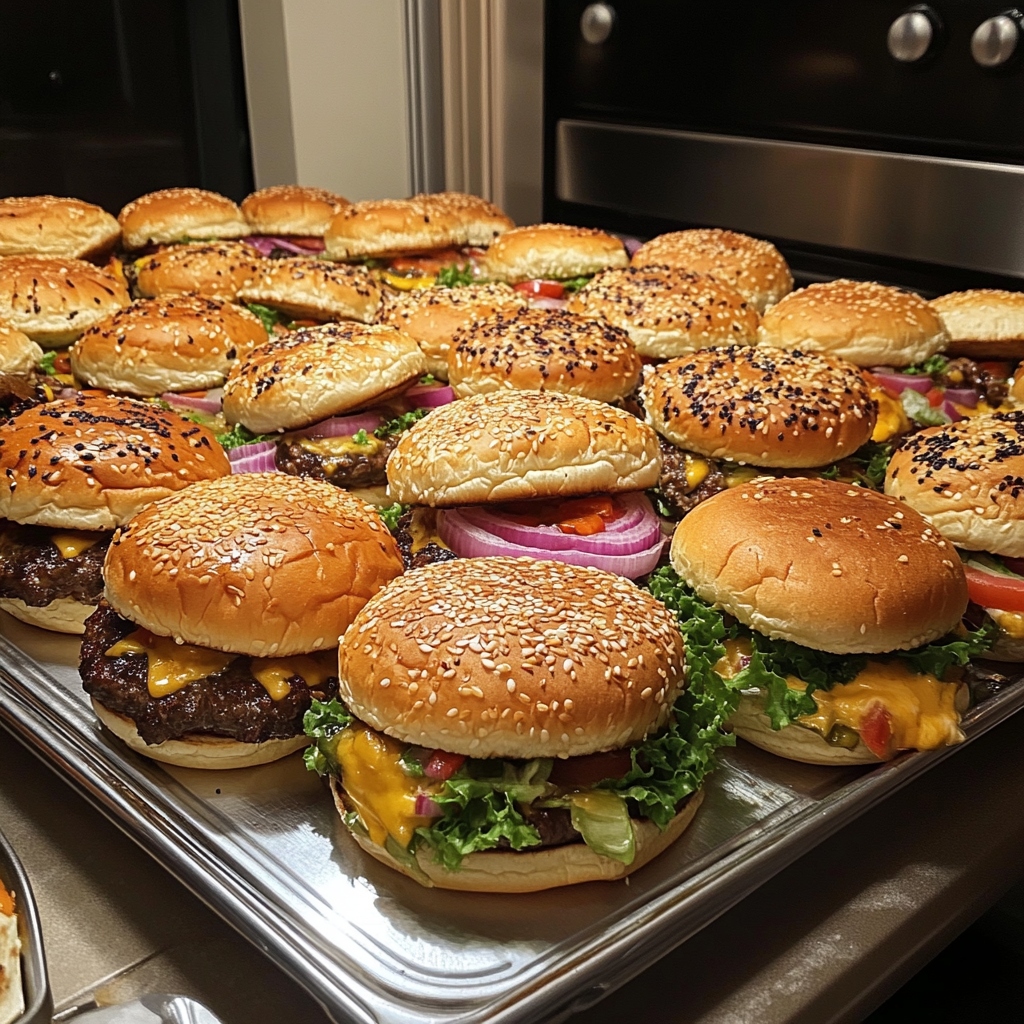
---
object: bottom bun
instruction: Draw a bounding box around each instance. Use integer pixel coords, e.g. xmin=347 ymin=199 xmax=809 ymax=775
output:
xmin=346 ymin=484 xmax=390 ymax=508
xmin=983 ymin=630 xmax=1024 ymax=663
xmin=333 ymin=778 xmax=703 ymax=892
xmin=93 ymin=700 xmax=307 ymax=769
xmin=0 ymin=595 xmax=93 ymax=634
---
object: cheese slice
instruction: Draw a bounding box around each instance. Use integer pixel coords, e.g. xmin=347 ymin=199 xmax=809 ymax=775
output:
xmin=684 ymin=454 xmax=710 ymax=492
xmin=299 ymin=435 xmax=384 ymax=460
xmin=106 ymin=631 xmax=234 ymax=698
xmin=250 ymin=652 xmax=336 ymax=701
xmin=869 ymin=386 xmax=911 ymax=442
xmin=50 ymin=530 xmax=101 ymax=559
xmin=408 ymin=507 xmax=450 ymax=554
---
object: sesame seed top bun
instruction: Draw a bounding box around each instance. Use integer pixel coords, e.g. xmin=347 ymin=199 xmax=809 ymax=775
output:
xmin=222 ymin=322 xmax=426 ymax=433
xmin=566 ymin=264 xmax=759 ymax=359
xmin=0 ymin=395 xmax=229 ymax=530
xmin=118 ymin=188 xmax=250 ymax=250
xmin=386 ymin=390 xmax=662 ymax=506
xmin=236 ymin=257 xmax=382 ymax=323
xmin=757 ymin=279 xmax=948 ymax=368
xmin=0 ymin=195 xmax=120 ymax=260
xmin=133 ymin=242 xmax=265 ymax=303
xmin=631 ymin=229 xmax=793 ymax=313
xmin=337 ymin=556 xmax=685 ymax=758
xmin=643 ymin=345 xmax=877 ymax=468
xmin=930 ymin=289 xmax=1024 ymax=360
xmin=241 ymin=184 xmax=351 ymax=237
xmin=412 ymin=191 xmax=514 ymax=247
xmin=0 ymin=321 xmax=43 ymax=375
xmin=885 ymin=411 xmax=1024 ymax=557
xmin=671 ymin=477 xmax=968 ymax=654
xmin=103 ymin=474 xmax=403 ymax=657
xmin=481 ymin=223 xmax=628 ymax=284
xmin=449 ymin=307 xmax=642 ymax=404
xmin=71 ymin=296 xmax=268 ymax=397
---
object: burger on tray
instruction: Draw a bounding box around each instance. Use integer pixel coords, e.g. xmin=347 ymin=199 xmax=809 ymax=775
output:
xmin=0 ymin=323 xmax=46 ymax=415
xmin=131 ymin=242 xmax=265 ymax=303
xmin=0 ymin=194 xmax=120 ymax=261
xmin=241 ymin=184 xmax=350 ymax=259
xmin=118 ymin=188 xmax=250 ymax=252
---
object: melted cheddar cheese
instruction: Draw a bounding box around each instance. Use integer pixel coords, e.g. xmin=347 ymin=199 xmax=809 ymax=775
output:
xmin=723 ymin=466 xmax=760 ymax=488
xmin=106 ymin=631 xmax=234 ymax=698
xmin=408 ymin=507 xmax=450 ymax=554
xmin=299 ymin=435 xmax=384 ymax=461
xmin=0 ymin=885 xmax=13 ymax=917
xmin=989 ymin=608 xmax=1024 ymax=639
xmin=869 ymin=387 xmax=911 ymax=442
xmin=381 ymin=269 xmax=435 ymax=291
xmin=684 ymin=454 xmax=710 ymax=492
xmin=250 ymin=653 xmax=335 ymax=701
xmin=51 ymin=530 xmax=101 ymax=559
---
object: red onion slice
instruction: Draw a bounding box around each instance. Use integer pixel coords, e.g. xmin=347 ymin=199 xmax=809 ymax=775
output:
xmin=293 ymin=413 xmax=383 ymax=439
xmin=242 ymin=235 xmax=325 ymax=256
xmin=529 ymin=296 xmax=569 ymax=311
xmin=944 ymin=387 xmax=979 ymax=408
xmin=228 ymin=441 xmax=277 ymax=474
xmin=622 ymin=237 xmax=643 ymax=257
xmin=242 ymin=236 xmax=278 ymax=257
xmin=414 ymin=794 xmax=443 ymax=818
xmin=162 ymin=388 xmax=224 ymax=415
xmin=403 ymin=382 xmax=455 ymax=408
xmin=941 ymin=399 xmax=966 ymax=423
xmin=869 ymin=371 xmax=931 ymax=395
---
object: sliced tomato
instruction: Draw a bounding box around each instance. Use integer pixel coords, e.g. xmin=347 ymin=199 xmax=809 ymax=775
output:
xmin=979 ymin=361 xmax=1014 ymax=380
xmin=422 ymin=750 xmax=466 ymax=781
xmin=860 ymin=703 xmax=895 ymax=759
xmin=925 ymin=386 xmax=945 ymax=408
xmin=500 ymin=495 xmax=619 ymax=531
xmin=548 ymin=749 xmax=634 ymax=789
xmin=51 ymin=352 xmax=72 ymax=375
xmin=514 ymin=279 xmax=566 ymax=299
xmin=965 ymin=565 xmax=1024 ymax=612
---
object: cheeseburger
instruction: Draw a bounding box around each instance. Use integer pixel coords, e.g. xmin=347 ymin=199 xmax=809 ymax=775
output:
xmin=930 ymin=289 xmax=1024 ymax=361
xmin=241 ymin=184 xmax=350 ymax=257
xmin=0 ymin=322 xmax=45 ymax=414
xmin=118 ymin=188 xmax=249 ymax=251
xmin=132 ymin=242 xmax=265 ymax=303
xmin=0 ymin=195 xmax=120 ymax=261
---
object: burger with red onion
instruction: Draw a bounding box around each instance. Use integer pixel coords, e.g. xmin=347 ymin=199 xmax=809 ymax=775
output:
xmin=240 ymin=184 xmax=350 ymax=259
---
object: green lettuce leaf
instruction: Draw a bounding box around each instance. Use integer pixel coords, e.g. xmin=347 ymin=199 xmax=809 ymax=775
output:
xmin=903 ymin=354 xmax=949 ymax=377
xmin=560 ymin=275 xmax=592 ymax=293
xmin=378 ymin=503 xmax=409 ymax=533
xmin=845 ymin=441 xmax=894 ymax=490
xmin=37 ymin=350 xmax=57 ymax=375
xmin=245 ymin=302 xmax=288 ymax=334
xmin=897 ymin=623 xmax=995 ymax=678
xmin=901 ymin=389 xmax=950 ymax=427
xmin=215 ymin=423 xmax=276 ymax=451
xmin=302 ymin=698 xmax=353 ymax=775
xmin=375 ymin=408 xmax=426 ymax=439
xmin=436 ymin=263 xmax=474 ymax=287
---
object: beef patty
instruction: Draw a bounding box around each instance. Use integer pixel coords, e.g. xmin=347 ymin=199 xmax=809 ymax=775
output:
xmin=653 ymin=439 xmax=727 ymax=519
xmin=0 ymin=524 xmax=109 ymax=607
xmin=392 ymin=509 xmax=458 ymax=571
xmin=275 ymin=434 xmax=398 ymax=489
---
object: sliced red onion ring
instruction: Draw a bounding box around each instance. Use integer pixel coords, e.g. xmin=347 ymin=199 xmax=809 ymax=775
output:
xmin=944 ymin=387 xmax=979 ymax=408
xmin=294 ymin=412 xmax=382 ymax=439
xmin=404 ymin=382 xmax=455 ymax=408
xmin=529 ymin=296 xmax=569 ymax=311
xmin=941 ymin=400 xmax=966 ymax=423
xmin=622 ymin=237 xmax=643 ymax=257
xmin=162 ymin=388 xmax=224 ymax=415
xmin=869 ymin=371 xmax=931 ymax=395
xmin=414 ymin=794 xmax=443 ymax=818
xmin=242 ymin=235 xmax=325 ymax=256
xmin=228 ymin=441 xmax=277 ymax=474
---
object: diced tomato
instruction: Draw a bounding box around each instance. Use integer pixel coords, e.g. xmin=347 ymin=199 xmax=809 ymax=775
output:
xmin=1001 ymin=556 xmax=1024 ymax=576
xmin=389 ymin=248 xmax=466 ymax=276
xmin=51 ymin=353 xmax=72 ymax=375
xmin=281 ymin=236 xmax=325 ymax=252
xmin=965 ymin=565 xmax=1024 ymax=612
xmin=422 ymin=750 xmax=466 ymax=781
xmin=558 ymin=514 xmax=607 ymax=535
xmin=979 ymin=361 xmax=1013 ymax=380
xmin=548 ymin=749 xmax=635 ymax=789
xmin=290 ymin=319 xmax=320 ymax=327
xmin=860 ymin=703 xmax=895 ymax=759
xmin=925 ymin=386 xmax=945 ymax=408
xmin=500 ymin=496 xmax=620 ymax=532
xmin=514 ymin=280 xmax=566 ymax=299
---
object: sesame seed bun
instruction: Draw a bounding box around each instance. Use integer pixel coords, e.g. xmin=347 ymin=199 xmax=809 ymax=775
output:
xmin=631 ymin=229 xmax=793 ymax=314
xmin=757 ymin=280 xmax=948 ymax=368
xmin=449 ymin=307 xmax=642 ymax=404
xmin=236 ymin=257 xmax=382 ymax=323
xmin=241 ymin=184 xmax=351 ymax=237
xmin=670 ymin=477 xmax=969 ymax=654
xmin=643 ymin=346 xmax=877 ymax=468
xmin=386 ymin=390 xmax=662 ymax=506
xmin=0 ymin=195 xmax=120 ymax=260
xmin=223 ymin=322 xmax=426 ymax=433
xmin=133 ymin=242 xmax=265 ymax=302
xmin=71 ymin=296 xmax=268 ymax=396
xmin=118 ymin=188 xmax=249 ymax=250
xmin=0 ymin=255 xmax=130 ymax=346
xmin=566 ymin=264 xmax=760 ymax=359
xmin=0 ymin=395 xmax=230 ymax=530
xmin=0 ymin=595 xmax=95 ymax=635
xmin=376 ymin=283 xmax=528 ymax=378
xmin=0 ymin=322 xmax=42 ymax=375
xmin=885 ymin=412 xmax=1024 ymax=557
xmin=413 ymin=192 xmax=514 ymax=246
xmin=103 ymin=474 xmax=403 ymax=657
xmin=481 ymin=223 xmax=628 ymax=284
xmin=929 ymin=289 xmax=1024 ymax=360
xmin=337 ymin=557 xmax=685 ymax=758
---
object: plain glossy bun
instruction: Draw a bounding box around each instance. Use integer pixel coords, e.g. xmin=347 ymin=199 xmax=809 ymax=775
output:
xmin=236 ymin=257 xmax=382 ymax=322
xmin=481 ymin=223 xmax=627 ymax=283
xmin=670 ymin=477 xmax=968 ymax=653
xmin=0 ymin=195 xmax=120 ymax=260
xmin=241 ymin=184 xmax=350 ymax=236
xmin=0 ymin=322 xmax=43 ymax=375
xmin=0 ymin=594 xmax=93 ymax=635
xmin=930 ymin=289 xmax=1024 ymax=360
xmin=133 ymin=242 xmax=264 ymax=302
xmin=119 ymin=188 xmax=249 ymax=250
xmin=387 ymin=390 xmax=662 ymax=506
xmin=103 ymin=474 xmax=403 ymax=657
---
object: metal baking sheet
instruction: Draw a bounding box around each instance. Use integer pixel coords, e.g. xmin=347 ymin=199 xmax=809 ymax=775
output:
xmin=1 ymin=611 xmax=1022 ymax=1024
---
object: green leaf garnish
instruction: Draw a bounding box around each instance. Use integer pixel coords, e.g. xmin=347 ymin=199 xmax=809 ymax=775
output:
xmin=375 ymin=408 xmax=426 ymax=439
xmin=215 ymin=423 xmax=275 ymax=451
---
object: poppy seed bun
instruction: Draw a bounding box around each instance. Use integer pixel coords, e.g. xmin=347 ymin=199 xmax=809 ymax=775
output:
xmin=0 ymin=395 xmax=229 ymax=529
xmin=0 ymin=255 xmax=130 ymax=346
xmin=643 ymin=346 xmax=877 ymax=468
xmin=324 ymin=198 xmax=464 ymax=260
xmin=757 ymin=280 xmax=948 ymax=367
xmin=631 ymin=229 xmax=793 ymax=313
xmin=241 ymin=184 xmax=350 ymax=236
xmin=0 ymin=195 xmax=120 ymax=260
xmin=670 ymin=478 xmax=968 ymax=653
xmin=930 ymin=289 xmax=1024 ymax=360
xmin=337 ymin=557 xmax=685 ymax=758
xmin=481 ymin=223 xmax=628 ymax=283
xmin=376 ymin=282 xmax=528 ymax=378
xmin=885 ymin=412 xmax=1024 ymax=557
xmin=103 ymin=475 xmax=403 ymax=657
xmin=223 ymin=322 xmax=426 ymax=433
xmin=387 ymin=390 xmax=662 ymax=506
xmin=449 ymin=307 xmax=642 ymax=403
xmin=133 ymin=242 xmax=264 ymax=302
xmin=236 ymin=257 xmax=382 ymax=323
xmin=118 ymin=188 xmax=249 ymax=250
xmin=71 ymin=296 xmax=267 ymax=396
xmin=0 ymin=323 xmax=42 ymax=375
xmin=566 ymin=264 xmax=759 ymax=359
xmin=0 ymin=595 xmax=97 ymax=635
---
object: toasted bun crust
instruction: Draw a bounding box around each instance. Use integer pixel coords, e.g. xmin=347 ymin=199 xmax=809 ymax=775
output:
xmin=71 ymin=296 xmax=268 ymax=395
xmin=236 ymin=257 xmax=382 ymax=322
xmin=670 ymin=477 xmax=968 ymax=653
xmin=631 ymin=229 xmax=793 ymax=314
xmin=643 ymin=346 xmax=877 ymax=468
xmin=757 ymin=279 xmax=948 ymax=367
xmin=566 ymin=264 xmax=759 ymax=359
xmin=930 ymin=289 xmax=1024 ymax=359
xmin=387 ymin=390 xmax=662 ymax=506
xmin=103 ymin=474 xmax=403 ymax=656
xmin=118 ymin=188 xmax=249 ymax=250
xmin=133 ymin=242 xmax=265 ymax=302
xmin=376 ymin=283 xmax=528 ymax=378
xmin=338 ymin=557 xmax=685 ymax=757
xmin=0 ymin=195 xmax=120 ymax=260
xmin=0 ymin=322 xmax=43 ymax=375
xmin=0 ymin=395 xmax=230 ymax=529
xmin=449 ymin=307 xmax=642 ymax=403
xmin=0 ymin=255 xmax=129 ymax=345
xmin=324 ymin=198 xmax=462 ymax=260
xmin=241 ymin=185 xmax=350 ymax=236
xmin=0 ymin=595 xmax=93 ymax=634
xmin=412 ymin=192 xmax=514 ymax=247
xmin=885 ymin=411 xmax=1024 ymax=556
xmin=223 ymin=322 xmax=426 ymax=433
xmin=481 ymin=223 xmax=628 ymax=283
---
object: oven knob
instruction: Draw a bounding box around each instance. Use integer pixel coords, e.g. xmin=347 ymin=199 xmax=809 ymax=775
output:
xmin=580 ymin=3 xmax=615 ymax=45
xmin=971 ymin=13 xmax=1021 ymax=67
xmin=887 ymin=6 xmax=938 ymax=62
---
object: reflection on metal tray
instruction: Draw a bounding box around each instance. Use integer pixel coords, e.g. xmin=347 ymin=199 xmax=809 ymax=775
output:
xmin=0 ymin=612 xmax=1022 ymax=1024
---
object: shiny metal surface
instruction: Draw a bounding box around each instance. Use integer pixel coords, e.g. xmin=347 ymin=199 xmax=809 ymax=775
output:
xmin=887 ymin=9 xmax=935 ymax=62
xmin=556 ymin=119 xmax=1024 ymax=278
xmin=971 ymin=13 xmax=1020 ymax=67
xmin=580 ymin=4 xmax=615 ymax=45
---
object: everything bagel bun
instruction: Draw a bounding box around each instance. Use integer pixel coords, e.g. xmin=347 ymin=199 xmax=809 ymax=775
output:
xmin=930 ymin=289 xmax=1024 ymax=360
xmin=643 ymin=346 xmax=877 ymax=467
xmin=0 ymin=322 xmax=43 ymax=375
xmin=0 ymin=255 xmax=129 ymax=346
xmin=376 ymin=282 xmax=528 ymax=378
xmin=481 ymin=223 xmax=628 ymax=283
xmin=118 ymin=188 xmax=249 ymax=250
xmin=671 ymin=477 xmax=968 ymax=653
xmin=566 ymin=264 xmax=759 ymax=359
xmin=414 ymin=191 xmax=514 ymax=246
xmin=71 ymin=296 xmax=268 ymax=396
xmin=133 ymin=242 xmax=264 ymax=302
xmin=387 ymin=390 xmax=662 ymax=506
xmin=236 ymin=257 xmax=382 ymax=322
xmin=324 ymin=197 xmax=464 ymax=260
xmin=0 ymin=195 xmax=120 ymax=260
xmin=223 ymin=322 xmax=426 ymax=433
xmin=449 ymin=307 xmax=642 ymax=403
xmin=241 ymin=184 xmax=351 ymax=236
xmin=631 ymin=229 xmax=793 ymax=313
xmin=0 ymin=395 xmax=230 ymax=529
xmin=758 ymin=279 xmax=948 ymax=367
xmin=103 ymin=474 xmax=403 ymax=656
